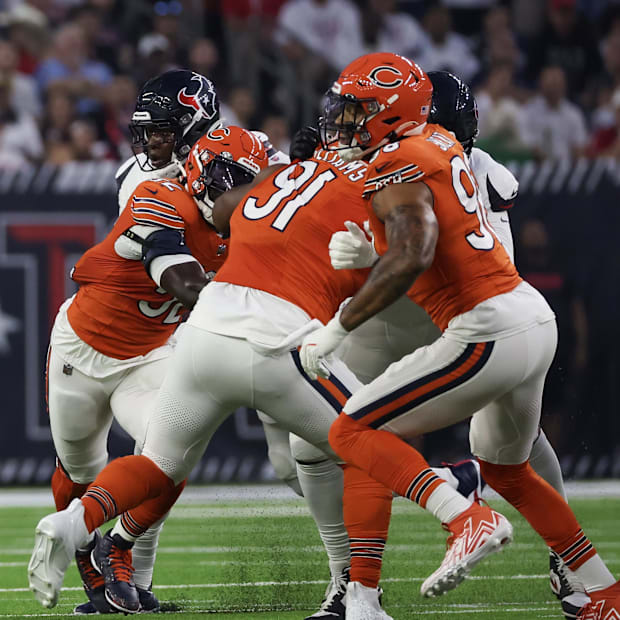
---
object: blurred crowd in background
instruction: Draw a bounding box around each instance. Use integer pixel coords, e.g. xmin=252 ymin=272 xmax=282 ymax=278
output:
xmin=1 ymin=0 xmax=620 ymax=168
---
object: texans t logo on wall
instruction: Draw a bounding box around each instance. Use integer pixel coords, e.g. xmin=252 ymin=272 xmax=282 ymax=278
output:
xmin=0 ymin=212 xmax=107 ymax=456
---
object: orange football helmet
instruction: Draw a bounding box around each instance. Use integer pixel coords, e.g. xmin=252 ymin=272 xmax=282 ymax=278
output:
xmin=319 ymin=53 xmax=433 ymax=159
xmin=185 ymin=125 xmax=269 ymax=224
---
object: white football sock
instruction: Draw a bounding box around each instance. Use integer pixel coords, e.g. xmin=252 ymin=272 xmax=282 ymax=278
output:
xmin=132 ymin=516 xmax=167 ymax=590
xmin=424 ymin=482 xmax=472 ymax=524
xmin=111 ymin=517 xmax=138 ymax=543
xmin=296 ymin=459 xmax=350 ymax=579
xmin=529 ymin=430 xmax=567 ymax=499
xmin=573 ymin=555 xmax=616 ymax=593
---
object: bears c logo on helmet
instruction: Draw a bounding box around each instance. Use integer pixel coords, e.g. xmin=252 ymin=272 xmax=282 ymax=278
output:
xmin=368 ymin=66 xmax=404 ymax=89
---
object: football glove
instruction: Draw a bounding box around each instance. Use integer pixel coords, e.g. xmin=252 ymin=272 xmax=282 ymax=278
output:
xmin=300 ymin=316 xmax=349 ymax=380
xmin=329 ymin=220 xmax=379 ymax=270
xmin=289 ymin=126 xmax=320 ymax=161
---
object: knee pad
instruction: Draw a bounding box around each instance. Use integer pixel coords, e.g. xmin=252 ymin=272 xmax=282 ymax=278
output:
xmin=290 ymin=434 xmax=330 ymax=464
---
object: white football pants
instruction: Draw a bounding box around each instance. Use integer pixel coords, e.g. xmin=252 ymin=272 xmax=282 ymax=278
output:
xmin=343 ymin=319 xmax=558 ymax=465
xmin=47 ymin=347 xmax=167 ymax=483
xmin=141 ymin=325 xmax=362 ymax=485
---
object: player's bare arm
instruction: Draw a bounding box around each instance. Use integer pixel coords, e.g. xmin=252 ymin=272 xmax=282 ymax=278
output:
xmin=339 ymin=182 xmax=437 ymax=331
xmin=160 ymin=262 xmax=209 ymax=309
xmin=212 ymin=164 xmax=285 ymax=235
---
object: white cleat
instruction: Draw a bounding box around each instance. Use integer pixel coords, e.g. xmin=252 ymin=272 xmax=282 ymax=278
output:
xmin=345 ymin=581 xmax=392 ymax=620
xmin=421 ymin=502 xmax=513 ymax=598
xmin=28 ymin=498 xmax=90 ymax=608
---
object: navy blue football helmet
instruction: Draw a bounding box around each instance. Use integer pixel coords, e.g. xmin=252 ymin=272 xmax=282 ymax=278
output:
xmin=428 ymin=71 xmax=478 ymax=154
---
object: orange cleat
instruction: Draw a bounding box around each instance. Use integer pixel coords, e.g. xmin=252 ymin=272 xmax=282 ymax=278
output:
xmin=421 ymin=502 xmax=513 ymax=598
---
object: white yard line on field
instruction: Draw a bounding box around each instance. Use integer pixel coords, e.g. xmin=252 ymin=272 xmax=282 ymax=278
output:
xmin=1 ymin=480 xmax=620 ymax=508
xmin=0 ymin=574 xmax=550 ymax=593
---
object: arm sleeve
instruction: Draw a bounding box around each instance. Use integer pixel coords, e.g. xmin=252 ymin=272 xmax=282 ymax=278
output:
xmin=141 ymin=228 xmax=193 ymax=275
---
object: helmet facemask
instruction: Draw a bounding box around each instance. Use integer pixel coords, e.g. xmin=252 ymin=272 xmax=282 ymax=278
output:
xmin=129 ymin=116 xmax=180 ymax=170
xmin=189 ymin=149 xmax=256 ymax=225
xmin=318 ymin=91 xmax=380 ymax=161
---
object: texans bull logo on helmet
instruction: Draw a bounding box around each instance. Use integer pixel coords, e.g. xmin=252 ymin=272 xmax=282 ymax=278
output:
xmin=177 ymin=74 xmax=219 ymax=122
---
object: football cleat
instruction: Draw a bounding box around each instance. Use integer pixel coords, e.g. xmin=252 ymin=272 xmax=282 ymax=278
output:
xmin=75 ymin=530 xmax=113 ymax=613
xmin=345 ymin=581 xmax=393 ymax=620
xmin=420 ymin=502 xmax=513 ymax=598
xmin=73 ymin=586 xmax=159 ymax=615
xmin=305 ymin=566 xmax=349 ymax=619
xmin=91 ymin=531 xmax=140 ymax=614
xmin=28 ymin=498 xmax=90 ymax=609
xmin=549 ymin=549 xmax=590 ymax=619
xmin=442 ymin=459 xmax=486 ymax=503
xmin=136 ymin=586 xmax=160 ymax=613
xmin=576 ymin=581 xmax=620 ymax=619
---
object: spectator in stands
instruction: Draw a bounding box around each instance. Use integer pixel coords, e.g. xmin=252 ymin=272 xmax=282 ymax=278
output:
xmin=69 ymin=2 xmax=124 ymax=73
xmin=135 ymin=33 xmax=177 ymax=87
xmin=68 ymin=119 xmax=109 ymax=161
xmin=588 ymin=88 xmax=620 ymax=157
xmin=0 ymin=40 xmax=41 ymax=119
xmin=475 ymin=63 xmax=533 ymax=161
xmin=0 ymin=72 xmax=43 ymax=169
xmin=41 ymin=91 xmax=77 ymax=165
xmin=519 ymin=65 xmax=589 ymax=161
xmin=416 ymin=4 xmax=480 ymax=83
xmin=101 ymin=75 xmax=137 ymax=161
xmin=474 ymin=6 xmax=525 ymax=83
xmin=276 ymin=0 xmax=364 ymax=72
xmin=440 ymin=0 xmax=499 ymax=36
xmin=5 ymin=3 xmax=49 ymax=75
xmin=149 ymin=0 xmax=188 ymax=66
xmin=260 ymin=114 xmax=291 ymax=154
xmin=359 ymin=0 xmax=427 ymax=57
xmin=525 ymin=0 xmax=601 ymax=101
xmin=188 ymin=38 xmax=221 ymax=87
xmin=35 ymin=22 xmax=113 ymax=117
xmin=589 ymin=31 xmax=620 ymax=134
xmin=220 ymin=86 xmax=257 ymax=128
xmin=221 ymin=0 xmax=286 ymax=89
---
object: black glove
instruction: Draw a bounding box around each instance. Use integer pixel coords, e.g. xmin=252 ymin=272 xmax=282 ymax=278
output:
xmin=289 ymin=126 xmax=320 ymax=161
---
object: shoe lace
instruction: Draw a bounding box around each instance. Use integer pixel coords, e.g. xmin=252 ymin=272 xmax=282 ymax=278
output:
xmin=108 ymin=546 xmax=134 ymax=584
xmin=75 ymin=552 xmax=104 ymax=589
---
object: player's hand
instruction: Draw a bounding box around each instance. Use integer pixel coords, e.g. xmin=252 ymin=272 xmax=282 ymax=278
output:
xmin=329 ymin=220 xmax=379 ymax=270
xmin=289 ymin=126 xmax=320 ymax=161
xmin=300 ymin=317 xmax=349 ymax=380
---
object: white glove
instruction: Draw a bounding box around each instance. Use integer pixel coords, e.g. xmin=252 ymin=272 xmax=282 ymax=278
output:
xmin=329 ymin=220 xmax=379 ymax=270
xmin=300 ymin=316 xmax=349 ymax=380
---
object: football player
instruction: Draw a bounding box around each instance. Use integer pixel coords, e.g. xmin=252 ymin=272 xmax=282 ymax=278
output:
xmin=323 ymin=69 xmax=584 ymax=616
xmin=26 ymin=113 xmax=510 ymax=619
xmin=43 ymin=124 xmax=268 ymax=614
xmin=300 ymin=53 xmax=620 ymax=618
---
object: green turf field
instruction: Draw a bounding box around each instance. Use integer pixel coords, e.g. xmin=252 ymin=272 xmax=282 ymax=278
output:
xmin=1 ymin=493 xmax=618 ymax=619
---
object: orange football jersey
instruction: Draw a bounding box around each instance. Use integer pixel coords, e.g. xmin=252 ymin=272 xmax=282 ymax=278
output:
xmin=363 ymin=124 xmax=522 ymax=331
xmin=214 ymin=152 xmax=369 ymax=324
xmin=68 ymin=178 xmax=228 ymax=359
